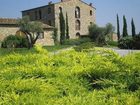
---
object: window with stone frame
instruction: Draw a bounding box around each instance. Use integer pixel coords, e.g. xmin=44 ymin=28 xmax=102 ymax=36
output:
xmin=75 ymin=20 xmax=80 ymax=30
xmin=35 ymin=11 xmax=38 ymax=20
xmin=37 ymin=32 xmax=44 ymax=39
xmin=48 ymin=20 xmax=52 ymax=26
xmin=39 ymin=10 xmax=42 ymax=19
xmin=90 ymin=10 xmax=92 ymax=16
xmin=48 ymin=7 xmax=51 ymax=14
xmin=75 ymin=7 xmax=80 ymax=18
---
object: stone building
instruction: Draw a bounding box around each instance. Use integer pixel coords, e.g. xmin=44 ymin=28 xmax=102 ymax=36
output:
xmin=22 ymin=0 xmax=96 ymax=39
xmin=0 ymin=18 xmax=54 ymax=46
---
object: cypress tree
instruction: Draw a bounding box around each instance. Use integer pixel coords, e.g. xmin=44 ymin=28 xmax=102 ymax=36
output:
xmin=66 ymin=13 xmax=70 ymax=39
xmin=131 ymin=18 xmax=136 ymax=37
xmin=59 ymin=10 xmax=65 ymax=44
xmin=117 ymin=14 xmax=120 ymax=40
xmin=122 ymin=15 xmax=128 ymax=37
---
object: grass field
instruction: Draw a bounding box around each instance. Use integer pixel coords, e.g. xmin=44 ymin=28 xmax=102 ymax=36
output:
xmin=0 ymin=45 xmax=139 ymax=105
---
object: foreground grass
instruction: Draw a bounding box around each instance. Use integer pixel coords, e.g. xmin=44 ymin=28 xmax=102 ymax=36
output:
xmin=0 ymin=46 xmax=139 ymax=105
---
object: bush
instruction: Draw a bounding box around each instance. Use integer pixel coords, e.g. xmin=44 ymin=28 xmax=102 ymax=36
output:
xmin=132 ymin=36 xmax=140 ymax=49
xmin=118 ymin=37 xmax=133 ymax=49
xmin=1 ymin=35 xmax=28 ymax=48
xmin=107 ymin=41 xmax=118 ymax=46
xmin=63 ymin=38 xmax=91 ymax=45
xmin=118 ymin=36 xmax=140 ymax=49
xmin=74 ymin=42 xmax=95 ymax=52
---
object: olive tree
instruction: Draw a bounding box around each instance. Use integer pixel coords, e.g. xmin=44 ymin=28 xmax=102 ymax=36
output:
xmin=18 ymin=16 xmax=43 ymax=49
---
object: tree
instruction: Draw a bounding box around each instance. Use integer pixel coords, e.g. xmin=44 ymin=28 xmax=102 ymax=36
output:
xmin=89 ymin=23 xmax=115 ymax=45
xmin=52 ymin=28 xmax=58 ymax=45
xmin=59 ymin=10 xmax=65 ymax=44
xmin=66 ymin=13 xmax=70 ymax=39
xmin=131 ymin=18 xmax=136 ymax=37
xmin=18 ymin=16 xmax=43 ymax=49
xmin=105 ymin=23 xmax=115 ymax=41
xmin=117 ymin=14 xmax=121 ymax=40
xmin=122 ymin=15 xmax=128 ymax=37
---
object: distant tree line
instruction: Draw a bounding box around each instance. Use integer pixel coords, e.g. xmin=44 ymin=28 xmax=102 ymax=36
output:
xmin=117 ymin=14 xmax=140 ymax=49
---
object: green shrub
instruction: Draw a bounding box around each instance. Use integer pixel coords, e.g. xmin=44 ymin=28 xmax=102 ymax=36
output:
xmin=74 ymin=42 xmax=95 ymax=52
xmin=132 ymin=36 xmax=140 ymax=49
xmin=118 ymin=37 xmax=133 ymax=49
xmin=63 ymin=38 xmax=91 ymax=45
xmin=107 ymin=41 xmax=118 ymax=46
xmin=1 ymin=35 xmax=28 ymax=48
xmin=0 ymin=48 xmax=140 ymax=104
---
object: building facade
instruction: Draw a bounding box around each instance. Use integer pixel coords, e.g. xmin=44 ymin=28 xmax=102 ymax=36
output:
xmin=0 ymin=18 xmax=54 ymax=46
xmin=22 ymin=0 xmax=96 ymax=40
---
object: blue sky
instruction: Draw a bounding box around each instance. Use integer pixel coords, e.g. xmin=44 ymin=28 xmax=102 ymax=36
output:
xmin=0 ymin=0 xmax=140 ymax=34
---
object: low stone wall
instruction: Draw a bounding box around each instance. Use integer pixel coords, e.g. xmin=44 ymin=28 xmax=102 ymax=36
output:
xmin=0 ymin=26 xmax=54 ymax=46
xmin=36 ymin=29 xmax=54 ymax=46
xmin=0 ymin=26 xmax=19 ymax=41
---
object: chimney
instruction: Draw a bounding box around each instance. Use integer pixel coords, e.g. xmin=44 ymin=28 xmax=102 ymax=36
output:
xmin=48 ymin=1 xmax=52 ymax=5
xmin=61 ymin=0 xmax=71 ymax=2
xmin=89 ymin=3 xmax=92 ymax=7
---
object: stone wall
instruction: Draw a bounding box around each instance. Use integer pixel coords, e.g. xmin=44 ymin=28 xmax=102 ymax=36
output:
xmin=36 ymin=29 xmax=54 ymax=46
xmin=0 ymin=26 xmax=19 ymax=41
xmin=22 ymin=0 xmax=96 ymax=40
xmin=0 ymin=25 xmax=54 ymax=46
xmin=55 ymin=0 xmax=96 ymax=39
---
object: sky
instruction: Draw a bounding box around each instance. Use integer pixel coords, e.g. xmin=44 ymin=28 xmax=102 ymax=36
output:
xmin=0 ymin=0 xmax=140 ymax=34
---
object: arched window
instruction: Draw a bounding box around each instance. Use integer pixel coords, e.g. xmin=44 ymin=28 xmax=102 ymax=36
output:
xmin=76 ymin=32 xmax=80 ymax=38
xmin=39 ymin=10 xmax=42 ymax=19
xmin=59 ymin=7 xmax=62 ymax=13
xmin=48 ymin=7 xmax=51 ymax=14
xmin=75 ymin=20 xmax=80 ymax=30
xmin=75 ymin=7 xmax=80 ymax=18
xmin=90 ymin=10 xmax=92 ymax=16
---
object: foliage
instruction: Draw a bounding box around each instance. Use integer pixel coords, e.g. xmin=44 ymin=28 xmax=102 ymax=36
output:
xmin=118 ymin=36 xmax=133 ymax=49
xmin=118 ymin=36 xmax=140 ymax=49
xmin=89 ymin=23 xmax=115 ymax=46
xmin=74 ymin=42 xmax=95 ymax=52
xmin=52 ymin=28 xmax=59 ymax=45
xmin=1 ymin=35 xmax=28 ymax=48
xmin=117 ymin=14 xmax=121 ymax=40
xmin=133 ymin=35 xmax=140 ymax=49
xmin=59 ymin=10 xmax=65 ymax=44
xmin=66 ymin=13 xmax=70 ymax=39
xmin=0 ymin=48 xmax=140 ymax=104
xmin=131 ymin=18 xmax=136 ymax=37
xmin=107 ymin=41 xmax=118 ymax=47
xmin=122 ymin=15 xmax=128 ymax=37
xmin=63 ymin=38 xmax=91 ymax=45
xmin=18 ymin=16 xmax=43 ymax=49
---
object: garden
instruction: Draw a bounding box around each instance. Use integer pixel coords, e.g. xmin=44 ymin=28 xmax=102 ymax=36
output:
xmin=0 ymin=45 xmax=140 ymax=104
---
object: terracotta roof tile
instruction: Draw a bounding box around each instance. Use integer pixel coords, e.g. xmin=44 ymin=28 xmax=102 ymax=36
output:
xmin=0 ymin=18 xmax=54 ymax=29
xmin=0 ymin=18 xmax=17 ymax=25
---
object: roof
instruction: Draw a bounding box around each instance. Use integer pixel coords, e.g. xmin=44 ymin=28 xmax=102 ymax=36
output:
xmin=42 ymin=23 xmax=54 ymax=29
xmin=22 ymin=0 xmax=96 ymax=12
xmin=0 ymin=18 xmax=54 ymax=29
xmin=0 ymin=18 xmax=17 ymax=25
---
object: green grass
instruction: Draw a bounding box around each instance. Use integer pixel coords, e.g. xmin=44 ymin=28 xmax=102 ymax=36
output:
xmin=43 ymin=45 xmax=72 ymax=52
xmin=0 ymin=46 xmax=139 ymax=104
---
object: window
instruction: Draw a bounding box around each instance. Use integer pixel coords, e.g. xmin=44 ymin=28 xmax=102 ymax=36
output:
xmin=90 ymin=22 xmax=93 ymax=25
xmin=48 ymin=7 xmax=51 ymax=14
xmin=37 ymin=32 xmax=44 ymax=39
xmin=48 ymin=20 xmax=52 ymax=26
xmin=76 ymin=32 xmax=80 ymax=38
xmin=39 ymin=10 xmax=42 ymax=19
xmin=90 ymin=10 xmax=92 ymax=16
xmin=75 ymin=20 xmax=80 ymax=30
xmin=35 ymin=11 xmax=38 ymax=20
xmin=75 ymin=7 xmax=80 ymax=18
xmin=59 ymin=7 xmax=62 ymax=13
